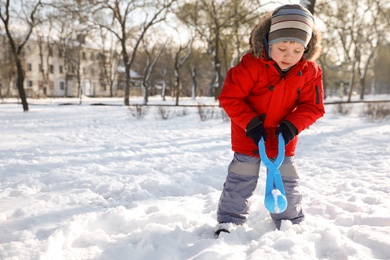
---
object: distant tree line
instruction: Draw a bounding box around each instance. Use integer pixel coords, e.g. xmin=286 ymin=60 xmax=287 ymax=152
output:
xmin=0 ymin=0 xmax=389 ymax=111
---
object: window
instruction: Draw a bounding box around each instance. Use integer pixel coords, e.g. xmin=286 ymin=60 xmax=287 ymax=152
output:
xmin=27 ymin=63 xmax=32 ymax=71
xmin=90 ymin=53 xmax=94 ymax=60
xmin=49 ymin=65 xmax=54 ymax=74
xmin=68 ymin=65 xmax=75 ymax=73
xmin=60 ymin=82 xmax=65 ymax=90
xmin=39 ymin=64 xmax=43 ymax=72
xmin=82 ymin=52 xmax=86 ymax=60
xmin=28 ymin=80 xmax=33 ymax=87
xmin=101 ymin=83 xmax=106 ymax=91
xmin=48 ymin=47 xmax=53 ymax=56
xmin=59 ymin=65 xmax=63 ymax=74
xmin=90 ymin=68 xmax=95 ymax=76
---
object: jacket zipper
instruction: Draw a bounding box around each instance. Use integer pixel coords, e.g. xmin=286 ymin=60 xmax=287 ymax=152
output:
xmin=273 ymin=63 xmax=288 ymax=79
xmin=315 ymin=86 xmax=320 ymax=104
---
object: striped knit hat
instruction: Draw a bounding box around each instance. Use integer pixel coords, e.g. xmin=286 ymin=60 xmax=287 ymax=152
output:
xmin=268 ymin=4 xmax=314 ymax=48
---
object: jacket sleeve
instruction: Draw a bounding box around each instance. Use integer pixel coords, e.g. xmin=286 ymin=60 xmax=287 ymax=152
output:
xmin=218 ymin=53 xmax=260 ymax=130
xmin=285 ymin=63 xmax=325 ymax=133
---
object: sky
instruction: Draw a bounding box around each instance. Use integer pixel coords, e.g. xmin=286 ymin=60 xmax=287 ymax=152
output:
xmin=0 ymin=95 xmax=390 ymax=259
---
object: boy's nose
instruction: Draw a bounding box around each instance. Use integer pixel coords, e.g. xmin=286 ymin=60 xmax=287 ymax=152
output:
xmin=284 ymin=51 xmax=293 ymax=58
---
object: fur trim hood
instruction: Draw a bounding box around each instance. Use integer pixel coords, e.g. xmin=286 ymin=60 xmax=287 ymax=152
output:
xmin=249 ymin=12 xmax=322 ymax=62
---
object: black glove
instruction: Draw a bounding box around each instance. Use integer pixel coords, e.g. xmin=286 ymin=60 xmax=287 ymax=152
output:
xmin=246 ymin=117 xmax=267 ymax=146
xmin=275 ymin=121 xmax=297 ymax=145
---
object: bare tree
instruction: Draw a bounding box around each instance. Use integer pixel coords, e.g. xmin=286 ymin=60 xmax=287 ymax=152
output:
xmin=318 ymin=0 xmax=388 ymax=102
xmin=140 ymin=38 xmax=167 ymax=105
xmin=374 ymin=45 xmax=390 ymax=95
xmin=158 ymin=54 xmax=172 ymax=101
xmin=0 ymin=35 xmax=16 ymax=98
xmin=0 ymin=0 xmax=43 ymax=111
xmin=317 ymin=31 xmax=342 ymax=100
xmin=91 ymin=0 xmax=177 ymax=106
xmin=176 ymin=0 xmax=268 ymax=101
xmin=356 ymin=0 xmax=388 ymax=100
xmin=45 ymin=1 xmax=93 ymax=102
xmin=96 ymin=28 xmax=119 ymax=98
xmin=183 ymin=47 xmax=212 ymax=100
xmin=173 ymin=38 xmax=192 ymax=106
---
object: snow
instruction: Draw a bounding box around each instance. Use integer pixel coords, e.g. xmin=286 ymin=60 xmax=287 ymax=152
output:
xmin=0 ymin=96 xmax=389 ymax=260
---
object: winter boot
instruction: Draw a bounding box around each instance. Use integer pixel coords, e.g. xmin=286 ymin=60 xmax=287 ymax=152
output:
xmin=214 ymin=223 xmax=236 ymax=238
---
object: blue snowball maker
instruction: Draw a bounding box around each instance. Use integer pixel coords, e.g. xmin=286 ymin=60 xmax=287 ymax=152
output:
xmin=259 ymin=134 xmax=288 ymax=214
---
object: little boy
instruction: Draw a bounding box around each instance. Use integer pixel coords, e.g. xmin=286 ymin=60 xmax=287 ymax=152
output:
xmin=216 ymin=4 xmax=325 ymax=235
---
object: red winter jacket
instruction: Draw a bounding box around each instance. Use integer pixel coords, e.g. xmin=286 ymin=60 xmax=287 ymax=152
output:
xmin=219 ymin=52 xmax=325 ymax=158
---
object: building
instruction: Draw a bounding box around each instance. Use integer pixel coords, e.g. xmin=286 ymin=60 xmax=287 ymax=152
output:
xmin=0 ymin=34 xmax=143 ymax=98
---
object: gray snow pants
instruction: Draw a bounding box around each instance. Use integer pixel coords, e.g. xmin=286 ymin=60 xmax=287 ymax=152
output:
xmin=217 ymin=153 xmax=304 ymax=229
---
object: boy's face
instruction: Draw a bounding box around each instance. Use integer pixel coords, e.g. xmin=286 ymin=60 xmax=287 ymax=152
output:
xmin=269 ymin=41 xmax=305 ymax=70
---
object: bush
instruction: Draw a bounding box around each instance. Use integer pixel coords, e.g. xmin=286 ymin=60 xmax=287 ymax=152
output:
xmin=156 ymin=106 xmax=171 ymax=120
xmin=197 ymin=104 xmax=220 ymax=121
xmin=334 ymin=103 xmax=353 ymax=115
xmin=129 ymin=104 xmax=148 ymax=119
xmin=363 ymin=102 xmax=390 ymax=121
xmin=175 ymin=107 xmax=188 ymax=117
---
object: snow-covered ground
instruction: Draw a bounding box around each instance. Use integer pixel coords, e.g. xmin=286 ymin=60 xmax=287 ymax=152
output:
xmin=0 ymin=96 xmax=389 ymax=260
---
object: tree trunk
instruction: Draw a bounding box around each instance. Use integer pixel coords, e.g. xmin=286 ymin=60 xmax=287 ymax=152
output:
xmin=15 ymin=59 xmax=28 ymax=111
xmin=347 ymin=60 xmax=356 ymax=102
xmin=124 ymin=69 xmax=131 ymax=106
xmin=359 ymin=77 xmax=366 ymax=100
xmin=142 ymin=82 xmax=149 ymax=105
xmin=64 ymin=73 xmax=69 ymax=97
xmin=175 ymin=71 xmax=180 ymax=106
xmin=191 ymin=67 xmax=197 ymax=100
xmin=161 ymin=67 xmax=167 ymax=101
xmin=121 ymin=33 xmax=131 ymax=106
xmin=161 ymin=82 xmax=166 ymax=101
xmin=213 ymin=28 xmax=222 ymax=101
